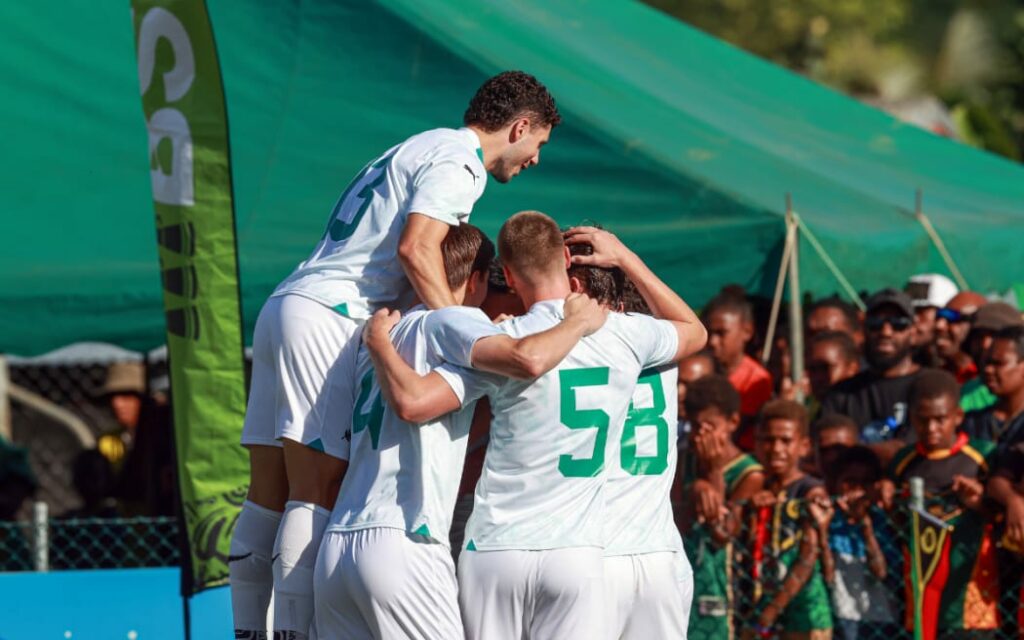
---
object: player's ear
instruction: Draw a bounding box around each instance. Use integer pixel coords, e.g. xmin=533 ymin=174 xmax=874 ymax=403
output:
xmin=727 ymin=412 xmax=741 ymax=433
xmin=569 ymin=276 xmax=585 ymax=294
xmin=563 ymin=245 xmax=571 ymax=269
xmin=509 ymin=117 xmax=530 ymax=143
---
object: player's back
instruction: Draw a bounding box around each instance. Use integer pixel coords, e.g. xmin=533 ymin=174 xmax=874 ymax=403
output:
xmin=328 ymin=305 xmax=494 ymax=546
xmin=463 ymin=301 xmax=679 ymax=552
xmin=273 ymin=127 xmax=486 ymax=318
xmin=603 ymin=364 xmax=683 ymax=556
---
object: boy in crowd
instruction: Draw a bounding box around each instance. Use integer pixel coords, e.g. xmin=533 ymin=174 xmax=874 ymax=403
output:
xmin=745 ymin=400 xmax=834 ymax=640
xmin=704 ymin=293 xmax=773 ymax=450
xmin=885 ymin=369 xmax=999 ymax=637
xmin=824 ymin=446 xmax=899 ymax=640
xmin=808 ymin=414 xmax=859 ymax=478
xmin=806 ymin=331 xmax=860 ymax=408
xmin=961 ymin=302 xmax=1023 ymax=412
xmin=682 ymin=375 xmax=764 ymax=640
xmin=961 ymin=326 xmax=1024 ymax=463
xmin=806 ymin=297 xmax=864 ymax=349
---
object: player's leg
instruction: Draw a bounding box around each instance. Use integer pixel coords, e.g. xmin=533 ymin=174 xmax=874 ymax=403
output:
xmin=619 ymin=551 xmax=693 ymax=640
xmin=232 ymin=297 xmax=288 ymax=637
xmin=529 ymin=547 xmax=605 ymax=640
xmin=272 ymin=295 xmax=361 ymax=639
xmin=458 ymin=549 xmax=531 ymax=640
xmin=336 ymin=528 xmax=463 ymax=639
xmin=313 ymin=530 xmax=374 ymax=640
xmin=602 ymin=554 xmax=637 ymax=640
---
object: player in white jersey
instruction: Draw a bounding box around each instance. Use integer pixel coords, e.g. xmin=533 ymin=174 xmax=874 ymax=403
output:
xmin=565 ymin=229 xmax=695 ymax=639
xmin=363 ymin=212 xmax=708 ymax=640
xmin=314 ymin=224 xmax=607 ymax=640
xmin=230 ymin=72 xmax=562 ymax=639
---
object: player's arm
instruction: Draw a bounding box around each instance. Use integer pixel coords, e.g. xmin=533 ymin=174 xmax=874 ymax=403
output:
xmin=398 ymin=213 xmax=459 ymax=309
xmin=564 ymin=226 xmax=706 ymax=361
xmin=469 ymin=293 xmax=607 ymax=379
xmin=364 ymin=309 xmax=461 ymax=423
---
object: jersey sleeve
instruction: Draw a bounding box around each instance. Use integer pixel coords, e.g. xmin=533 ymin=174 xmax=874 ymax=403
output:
xmin=424 ymin=307 xmax=502 ymax=369
xmin=407 ymin=156 xmax=480 ymax=225
xmin=626 ymin=314 xmax=680 ymax=369
xmin=433 ymin=363 xmax=501 ymax=408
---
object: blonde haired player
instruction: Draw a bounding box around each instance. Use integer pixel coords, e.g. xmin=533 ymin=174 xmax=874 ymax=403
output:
xmin=313 ymin=223 xmax=606 ymax=639
xmin=230 ymin=72 xmax=561 ymax=640
xmin=365 ymin=212 xmax=706 ymax=640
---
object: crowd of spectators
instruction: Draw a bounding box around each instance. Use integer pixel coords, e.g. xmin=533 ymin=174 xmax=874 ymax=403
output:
xmin=680 ymin=274 xmax=1024 ymax=639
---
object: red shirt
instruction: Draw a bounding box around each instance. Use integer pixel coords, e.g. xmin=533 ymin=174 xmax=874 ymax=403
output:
xmin=730 ymin=355 xmax=773 ymax=418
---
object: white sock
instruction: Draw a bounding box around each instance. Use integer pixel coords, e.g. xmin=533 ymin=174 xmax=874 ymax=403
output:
xmin=272 ymin=501 xmax=330 ymax=640
xmin=229 ymin=500 xmax=283 ymax=637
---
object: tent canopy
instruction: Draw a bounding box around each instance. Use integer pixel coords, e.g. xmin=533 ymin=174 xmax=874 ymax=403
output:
xmin=2 ymin=0 xmax=1022 ymax=355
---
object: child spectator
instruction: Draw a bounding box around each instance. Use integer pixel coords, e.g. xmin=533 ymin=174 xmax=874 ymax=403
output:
xmin=704 ymin=292 xmax=773 ymax=450
xmin=811 ymin=414 xmax=859 ymax=478
xmin=961 ymin=326 xmax=1024 ymax=464
xmin=806 ymin=296 xmax=864 ymax=349
xmin=745 ymin=400 xmax=833 ymax=639
xmin=824 ymin=446 xmax=900 ymax=640
xmin=682 ymin=376 xmax=765 ymax=640
xmin=806 ymin=331 xmax=860 ymax=406
xmin=960 ymin=302 xmax=1023 ymax=412
xmin=886 ymin=369 xmax=999 ymax=636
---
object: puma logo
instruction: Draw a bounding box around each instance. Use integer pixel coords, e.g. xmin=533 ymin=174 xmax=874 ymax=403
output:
xmin=463 ymin=164 xmax=478 ymax=184
xmin=227 ymin=552 xmax=253 ymax=563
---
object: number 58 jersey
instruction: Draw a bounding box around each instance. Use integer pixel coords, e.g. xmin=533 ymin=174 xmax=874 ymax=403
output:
xmin=458 ymin=299 xmax=680 ymax=552
xmin=272 ymin=127 xmax=486 ymax=319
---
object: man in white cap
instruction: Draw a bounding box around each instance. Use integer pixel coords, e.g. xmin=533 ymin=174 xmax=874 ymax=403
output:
xmin=905 ymin=273 xmax=958 ymax=366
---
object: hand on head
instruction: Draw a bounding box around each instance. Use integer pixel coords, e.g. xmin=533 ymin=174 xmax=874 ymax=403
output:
xmin=563 ymin=226 xmax=630 ymax=269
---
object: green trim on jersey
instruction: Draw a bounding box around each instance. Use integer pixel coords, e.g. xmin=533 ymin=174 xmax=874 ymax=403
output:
xmin=332 ymin=302 xmax=351 ymax=317
xmin=723 ymin=453 xmax=763 ymax=494
xmin=414 ymin=524 xmax=431 ymax=537
xmin=466 ymin=539 xmax=477 ymax=551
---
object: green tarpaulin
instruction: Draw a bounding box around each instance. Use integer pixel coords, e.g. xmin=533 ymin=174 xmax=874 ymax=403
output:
xmin=2 ymin=0 xmax=1022 ymax=355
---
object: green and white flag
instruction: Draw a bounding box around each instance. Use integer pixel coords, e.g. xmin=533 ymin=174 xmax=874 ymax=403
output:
xmin=131 ymin=0 xmax=248 ymax=594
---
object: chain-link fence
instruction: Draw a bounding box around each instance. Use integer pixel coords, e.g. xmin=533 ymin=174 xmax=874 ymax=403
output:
xmin=0 ymin=508 xmax=179 ymax=572
xmin=685 ymin=492 xmax=1021 ymax=640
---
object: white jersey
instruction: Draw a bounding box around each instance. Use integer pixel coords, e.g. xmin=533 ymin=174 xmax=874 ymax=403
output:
xmin=452 ymin=300 xmax=679 ymax=551
xmin=273 ymin=128 xmax=486 ymax=319
xmin=604 ymin=365 xmax=684 ymax=556
xmin=327 ymin=305 xmax=500 ymax=546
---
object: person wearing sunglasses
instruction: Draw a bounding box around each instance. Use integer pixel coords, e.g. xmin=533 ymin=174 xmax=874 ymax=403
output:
xmin=821 ymin=289 xmax=923 ymax=464
xmin=934 ymin=291 xmax=988 ymax=384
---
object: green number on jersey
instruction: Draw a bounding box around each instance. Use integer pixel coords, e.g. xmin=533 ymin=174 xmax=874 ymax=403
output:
xmin=352 ymin=368 xmax=385 ymax=449
xmin=558 ymin=367 xmax=610 ymax=478
xmin=326 ymin=152 xmax=394 ymax=242
xmin=620 ymin=368 xmax=670 ymax=475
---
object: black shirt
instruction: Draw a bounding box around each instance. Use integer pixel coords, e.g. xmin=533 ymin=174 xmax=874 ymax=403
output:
xmin=821 ymin=369 xmax=922 ymax=435
xmin=960 ymin=408 xmax=1024 ymax=467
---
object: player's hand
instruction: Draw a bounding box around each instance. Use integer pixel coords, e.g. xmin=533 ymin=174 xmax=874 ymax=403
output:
xmin=563 ymin=292 xmax=608 ymax=335
xmin=365 ymin=308 xmax=401 ymax=351
xmin=952 ymin=475 xmax=984 ymax=511
xmin=563 ymin=226 xmax=632 ymax=268
xmin=693 ymin=425 xmax=730 ymax=470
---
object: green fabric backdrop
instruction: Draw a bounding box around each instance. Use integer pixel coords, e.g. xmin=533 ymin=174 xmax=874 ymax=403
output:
xmin=1 ymin=0 xmax=1021 ymax=355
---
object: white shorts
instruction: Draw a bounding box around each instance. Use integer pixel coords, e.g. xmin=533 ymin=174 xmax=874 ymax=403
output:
xmin=313 ymin=528 xmax=462 ymax=640
xmin=458 ymin=547 xmax=604 ymax=640
xmin=603 ymin=551 xmax=694 ymax=640
xmin=241 ymin=294 xmax=361 ymax=460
